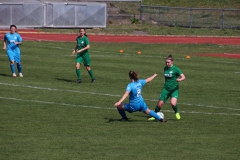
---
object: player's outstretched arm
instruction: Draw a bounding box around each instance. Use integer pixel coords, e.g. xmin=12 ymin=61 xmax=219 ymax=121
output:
xmin=146 ymin=73 xmax=158 ymax=83
xmin=114 ymin=91 xmax=129 ymax=106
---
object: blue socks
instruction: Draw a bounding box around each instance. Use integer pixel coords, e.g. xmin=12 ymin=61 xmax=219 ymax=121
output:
xmin=10 ymin=64 xmax=15 ymax=73
xmin=10 ymin=63 xmax=22 ymax=74
xmin=117 ymin=108 xmax=128 ymax=119
xmin=149 ymin=110 xmax=161 ymax=120
xmin=17 ymin=63 xmax=22 ymax=73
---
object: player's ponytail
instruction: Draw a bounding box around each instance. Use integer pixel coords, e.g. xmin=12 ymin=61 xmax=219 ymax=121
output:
xmin=166 ymin=54 xmax=173 ymax=61
xmin=129 ymin=71 xmax=139 ymax=81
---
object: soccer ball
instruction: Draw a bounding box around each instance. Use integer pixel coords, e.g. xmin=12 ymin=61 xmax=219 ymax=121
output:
xmin=157 ymin=112 xmax=164 ymax=119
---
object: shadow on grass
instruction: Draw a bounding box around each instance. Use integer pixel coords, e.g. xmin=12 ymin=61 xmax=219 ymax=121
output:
xmin=106 ymin=118 xmax=139 ymax=123
xmin=55 ymin=78 xmax=75 ymax=83
xmin=0 ymin=73 xmax=10 ymax=77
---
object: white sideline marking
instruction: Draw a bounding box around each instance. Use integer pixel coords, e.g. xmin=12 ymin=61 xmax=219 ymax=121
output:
xmin=0 ymin=96 xmax=239 ymax=116
xmin=0 ymin=82 xmax=120 ymax=97
xmin=0 ymin=96 xmax=103 ymax=109
xmin=0 ymin=82 xmax=240 ymax=111
xmin=235 ymin=72 xmax=240 ymax=73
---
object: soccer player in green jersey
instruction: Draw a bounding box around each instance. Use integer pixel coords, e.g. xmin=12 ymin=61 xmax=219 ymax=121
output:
xmin=72 ymin=28 xmax=95 ymax=83
xmin=149 ymin=54 xmax=185 ymax=120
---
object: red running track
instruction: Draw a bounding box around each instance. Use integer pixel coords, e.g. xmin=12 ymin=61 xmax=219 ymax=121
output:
xmin=0 ymin=32 xmax=240 ymax=45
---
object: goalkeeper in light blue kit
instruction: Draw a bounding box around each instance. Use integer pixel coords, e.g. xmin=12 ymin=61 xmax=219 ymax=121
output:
xmin=3 ymin=25 xmax=23 ymax=77
xmin=114 ymin=71 xmax=167 ymax=122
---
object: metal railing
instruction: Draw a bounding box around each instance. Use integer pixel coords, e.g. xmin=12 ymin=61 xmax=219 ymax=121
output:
xmin=140 ymin=5 xmax=240 ymax=29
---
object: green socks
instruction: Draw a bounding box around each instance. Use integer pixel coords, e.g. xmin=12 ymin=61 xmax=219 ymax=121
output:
xmin=154 ymin=106 xmax=161 ymax=112
xmin=76 ymin=69 xmax=95 ymax=80
xmin=88 ymin=69 xmax=95 ymax=79
xmin=76 ymin=69 xmax=81 ymax=79
xmin=173 ymin=104 xmax=179 ymax=113
xmin=155 ymin=104 xmax=179 ymax=113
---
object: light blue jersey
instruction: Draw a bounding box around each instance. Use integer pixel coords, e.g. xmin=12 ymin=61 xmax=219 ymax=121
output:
xmin=127 ymin=79 xmax=146 ymax=104
xmin=4 ymin=32 xmax=22 ymax=62
xmin=124 ymin=79 xmax=148 ymax=112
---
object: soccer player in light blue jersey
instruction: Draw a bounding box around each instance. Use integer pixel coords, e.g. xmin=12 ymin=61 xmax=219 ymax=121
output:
xmin=114 ymin=71 xmax=167 ymax=122
xmin=3 ymin=25 xmax=23 ymax=77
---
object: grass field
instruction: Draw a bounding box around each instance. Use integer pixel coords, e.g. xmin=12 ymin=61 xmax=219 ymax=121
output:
xmin=0 ymin=41 xmax=240 ymax=160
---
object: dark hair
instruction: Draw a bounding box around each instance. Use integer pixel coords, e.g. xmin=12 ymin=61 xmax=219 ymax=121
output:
xmin=79 ymin=28 xmax=87 ymax=37
xmin=129 ymin=71 xmax=138 ymax=81
xmin=165 ymin=54 xmax=173 ymax=61
xmin=9 ymin=25 xmax=17 ymax=33
xmin=10 ymin=25 xmax=17 ymax=29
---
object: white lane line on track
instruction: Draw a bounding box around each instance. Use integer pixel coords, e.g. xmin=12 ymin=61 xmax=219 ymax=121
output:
xmin=0 ymin=96 xmax=239 ymax=116
xmin=1 ymin=82 xmax=239 ymax=111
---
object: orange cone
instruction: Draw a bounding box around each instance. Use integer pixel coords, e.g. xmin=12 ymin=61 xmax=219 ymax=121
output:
xmin=186 ymin=55 xmax=190 ymax=59
xmin=119 ymin=50 xmax=123 ymax=53
xmin=137 ymin=51 xmax=141 ymax=54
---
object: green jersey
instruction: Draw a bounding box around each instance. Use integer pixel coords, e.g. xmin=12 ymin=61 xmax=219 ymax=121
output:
xmin=163 ymin=65 xmax=183 ymax=91
xmin=76 ymin=35 xmax=89 ymax=56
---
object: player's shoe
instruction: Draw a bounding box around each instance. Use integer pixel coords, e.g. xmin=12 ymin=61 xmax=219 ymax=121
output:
xmin=91 ymin=79 xmax=95 ymax=83
xmin=119 ymin=118 xmax=129 ymax=122
xmin=19 ymin=73 xmax=23 ymax=77
xmin=148 ymin=117 xmax=156 ymax=121
xmin=76 ymin=79 xmax=82 ymax=83
xmin=13 ymin=73 xmax=16 ymax=77
xmin=176 ymin=113 xmax=181 ymax=120
xmin=160 ymin=119 xmax=167 ymax=122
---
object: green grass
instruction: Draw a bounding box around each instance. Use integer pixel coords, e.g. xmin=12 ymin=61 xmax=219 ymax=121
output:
xmin=142 ymin=0 xmax=240 ymax=8
xmin=37 ymin=25 xmax=240 ymax=36
xmin=0 ymin=41 xmax=240 ymax=159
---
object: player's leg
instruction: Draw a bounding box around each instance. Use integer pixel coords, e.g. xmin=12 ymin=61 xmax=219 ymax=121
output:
xmin=148 ymin=88 xmax=169 ymax=120
xmin=155 ymin=88 xmax=169 ymax=112
xmin=75 ymin=57 xmax=82 ymax=83
xmin=116 ymin=103 xmax=129 ymax=121
xmin=7 ymin=51 xmax=16 ymax=77
xmin=15 ymin=52 xmax=23 ymax=77
xmin=85 ymin=66 xmax=95 ymax=83
xmin=83 ymin=54 xmax=95 ymax=82
xmin=10 ymin=61 xmax=16 ymax=77
xmin=142 ymin=101 xmax=167 ymax=122
xmin=170 ymin=90 xmax=181 ymax=120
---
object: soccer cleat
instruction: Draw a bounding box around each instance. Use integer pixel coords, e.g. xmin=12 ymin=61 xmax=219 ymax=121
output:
xmin=13 ymin=73 xmax=16 ymax=77
xmin=119 ymin=118 xmax=129 ymax=122
xmin=76 ymin=79 xmax=82 ymax=83
xmin=148 ymin=117 xmax=156 ymax=121
xmin=160 ymin=119 xmax=167 ymax=122
xmin=19 ymin=73 xmax=23 ymax=77
xmin=176 ymin=113 xmax=181 ymax=120
xmin=91 ymin=79 xmax=95 ymax=83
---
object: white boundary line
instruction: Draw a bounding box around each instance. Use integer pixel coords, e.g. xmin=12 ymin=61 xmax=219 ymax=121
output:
xmin=0 ymin=96 xmax=239 ymax=116
xmin=0 ymin=82 xmax=240 ymax=111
